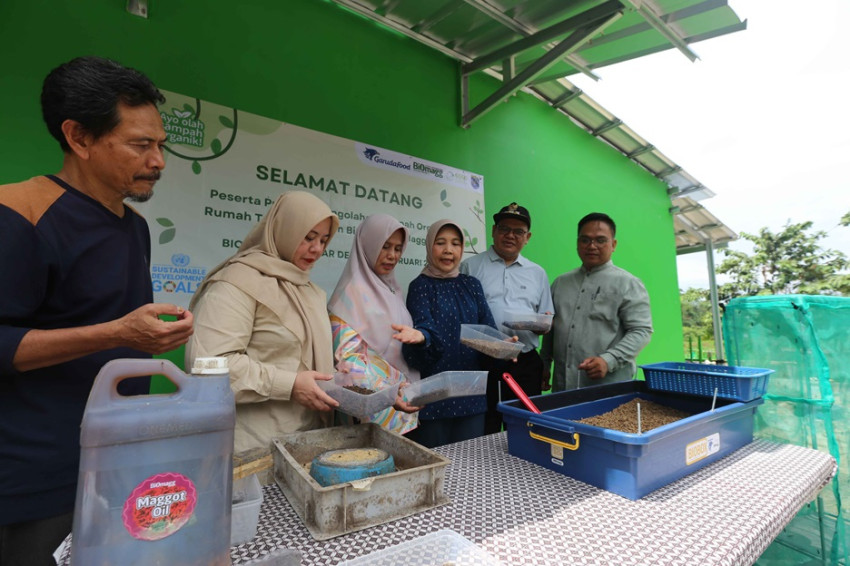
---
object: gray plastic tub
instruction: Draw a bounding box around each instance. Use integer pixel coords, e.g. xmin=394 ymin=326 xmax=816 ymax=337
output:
xmin=272 ymin=423 xmax=450 ymax=540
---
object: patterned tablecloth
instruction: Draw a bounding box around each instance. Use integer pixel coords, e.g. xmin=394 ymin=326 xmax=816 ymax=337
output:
xmin=231 ymin=435 xmax=835 ymax=566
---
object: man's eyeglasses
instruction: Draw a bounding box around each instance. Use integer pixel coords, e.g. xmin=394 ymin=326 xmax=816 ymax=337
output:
xmin=495 ymin=225 xmax=528 ymax=237
xmin=578 ymin=236 xmax=610 ymax=247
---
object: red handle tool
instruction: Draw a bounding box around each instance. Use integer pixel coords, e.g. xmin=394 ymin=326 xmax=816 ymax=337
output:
xmin=502 ymin=373 xmax=541 ymax=414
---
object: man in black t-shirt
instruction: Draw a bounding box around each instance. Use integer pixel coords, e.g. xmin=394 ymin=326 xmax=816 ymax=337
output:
xmin=0 ymin=56 xmax=195 ymax=566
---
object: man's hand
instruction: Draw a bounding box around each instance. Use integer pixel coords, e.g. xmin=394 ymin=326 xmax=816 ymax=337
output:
xmin=541 ymin=366 xmax=552 ymax=392
xmin=13 ymin=303 xmax=195 ymax=372
xmin=578 ymin=356 xmax=608 ymax=380
xmin=114 ymin=303 xmax=194 ymax=354
xmin=291 ymin=371 xmax=339 ymax=411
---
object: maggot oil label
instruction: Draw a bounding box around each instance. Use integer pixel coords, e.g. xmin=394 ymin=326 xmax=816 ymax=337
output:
xmin=122 ymin=472 xmax=198 ymax=540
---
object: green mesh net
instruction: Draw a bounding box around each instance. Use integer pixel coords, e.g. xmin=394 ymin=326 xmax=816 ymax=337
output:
xmin=724 ymin=295 xmax=850 ymax=564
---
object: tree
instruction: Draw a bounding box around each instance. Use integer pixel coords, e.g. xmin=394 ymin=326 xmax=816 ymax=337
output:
xmin=680 ymin=287 xmax=713 ymax=340
xmin=717 ymin=220 xmax=849 ymax=301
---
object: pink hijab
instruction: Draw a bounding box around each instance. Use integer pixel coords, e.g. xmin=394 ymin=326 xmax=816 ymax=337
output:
xmin=328 ymin=214 xmax=419 ymax=380
xmin=421 ymin=219 xmax=464 ymax=279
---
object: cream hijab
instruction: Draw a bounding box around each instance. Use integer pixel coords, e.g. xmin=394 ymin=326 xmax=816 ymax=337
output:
xmin=421 ymin=219 xmax=464 ymax=279
xmin=327 ymin=214 xmax=419 ymax=380
xmin=190 ymin=191 xmax=340 ymax=373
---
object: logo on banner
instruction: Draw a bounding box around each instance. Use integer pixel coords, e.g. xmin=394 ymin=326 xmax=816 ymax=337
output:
xmin=161 ymin=108 xmax=206 ymax=148
xmin=363 ymin=147 xmax=411 ymax=171
xmin=413 ymin=161 xmax=444 ymax=179
xmin=151 ymin=255 xmax=207 ymax=295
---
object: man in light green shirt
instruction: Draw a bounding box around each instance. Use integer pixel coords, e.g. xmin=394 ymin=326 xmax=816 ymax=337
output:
xmin=541 ymin=213 xmax=653 ymax=392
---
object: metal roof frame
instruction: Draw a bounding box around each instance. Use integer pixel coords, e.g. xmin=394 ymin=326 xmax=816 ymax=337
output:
xmin=324 ymin=0 xmax=744 ymax=253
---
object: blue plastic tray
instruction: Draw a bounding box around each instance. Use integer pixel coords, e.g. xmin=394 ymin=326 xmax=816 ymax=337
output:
xmin=640 ymin=361 xmax=773 ymax=402
xmin=498 ymin=381 xmax=762 ymax=500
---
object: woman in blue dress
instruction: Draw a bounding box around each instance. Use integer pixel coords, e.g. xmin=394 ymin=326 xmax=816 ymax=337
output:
xmin=403 ymin=219 xmax=497 ymax=448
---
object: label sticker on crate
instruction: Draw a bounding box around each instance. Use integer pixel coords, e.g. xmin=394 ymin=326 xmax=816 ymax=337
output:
xmin=686 ymin=433 xmax=720 ymax=465
xmin=550 ymin=444 xmax=564 ymax=464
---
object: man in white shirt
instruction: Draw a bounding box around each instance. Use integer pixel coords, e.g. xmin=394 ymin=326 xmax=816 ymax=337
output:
xmin=461 ymin=202 xmax=553 ymax=433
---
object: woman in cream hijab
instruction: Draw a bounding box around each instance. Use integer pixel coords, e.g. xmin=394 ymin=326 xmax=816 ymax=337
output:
xmin=327 ymin=214 xmax=424 ymax=434
xmin=186 ymin=191 xmax=340 ymax=453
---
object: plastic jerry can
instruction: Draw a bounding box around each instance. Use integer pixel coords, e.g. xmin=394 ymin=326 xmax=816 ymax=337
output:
xmin=70 ymin=358 xmax=235 ymax=565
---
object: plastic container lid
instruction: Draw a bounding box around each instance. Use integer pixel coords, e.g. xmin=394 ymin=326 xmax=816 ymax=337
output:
xmin=337 ymin=529 xmax=502 ymax=565
xmin=501 ymin=310 xmax=553 ymax=333
xmin=191 ymin=357 xmax=229 ymax=375
xmin=460 ymin=324 xmax=523 ymax=360
xmin=403 ymin=371 xmax=487 ymax=406
xmin=242 ymin=549 xmax=302 ymax=566
xmin=322 ymin=373 xmax=400 ymax=418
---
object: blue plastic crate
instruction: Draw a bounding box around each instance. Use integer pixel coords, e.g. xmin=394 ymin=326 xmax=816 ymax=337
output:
xmin=640 ymin=361 xmax=773 ymax=402
xmin=498 ymin=381 xmax=762 ymax=500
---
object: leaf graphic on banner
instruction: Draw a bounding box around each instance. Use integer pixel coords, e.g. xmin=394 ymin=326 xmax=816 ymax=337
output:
xmin=442 ymin=201 xmax=451 ymax=207
xmin=463 ymin=229 xmax=479 ymax=254
xmin=211 ymin=138 xmax=222 ymax=155
xmin=159 ymin=228 xmax=176 ymax=245
xmin=192 ymin=161 xmax=201 ymax=174
xmin=440 ymin=189 xmax=447 ymax=201
xmin=220 ymin=115 xmax=234 ymax=128
xmin=156 ymin=218 xmax=176 ymax=245
xmin=183 ymin=103 xmax=194 ymax=114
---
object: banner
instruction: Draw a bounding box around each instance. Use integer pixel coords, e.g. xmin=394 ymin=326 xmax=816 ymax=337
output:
xmin=134 ymin=90 xmax=486 ymax=307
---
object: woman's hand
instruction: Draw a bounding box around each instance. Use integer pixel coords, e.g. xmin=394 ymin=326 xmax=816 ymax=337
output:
xmin=393 ymin=385 xmax=422 ymax=413
xmin=505 ymin=335 xmax=520 ymax=363
xmin=391 ymin=324 xmax=425 ymax=344
xmin=291 ymin=371 xmax=339 ymax=411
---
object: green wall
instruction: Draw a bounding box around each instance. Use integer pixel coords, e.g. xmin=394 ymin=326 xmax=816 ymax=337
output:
xmin=0 ymin=0 xmax=684 ymax=368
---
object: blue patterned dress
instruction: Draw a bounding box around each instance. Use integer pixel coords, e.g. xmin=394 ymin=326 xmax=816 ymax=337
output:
xmin=403 ymin=273 xmax=496 ymax=421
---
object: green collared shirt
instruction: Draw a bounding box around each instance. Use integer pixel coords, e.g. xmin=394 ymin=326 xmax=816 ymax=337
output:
xmin=541 ymin=260 xmax=653 ymax=391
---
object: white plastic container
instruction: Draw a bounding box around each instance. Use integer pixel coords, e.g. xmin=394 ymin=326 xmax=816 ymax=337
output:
xmin=460 ymin=324 xmax=523 ymax=359
xmin=338 ymin=529 xmax=502 ymax=565
xmin=71 ymin=358 xmax=235 ymax=566
xmin=231 ymin=474 xmax=263 ymax=546
xmin=322 ymin=373 xmax=399 ymax=418
xmin=502 ymin=310 xmax=553 ymax=333
xmin=402 ymin=371 xmax=487 ymax=405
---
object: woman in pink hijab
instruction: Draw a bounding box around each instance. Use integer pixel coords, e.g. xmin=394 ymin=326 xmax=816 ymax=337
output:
xmin=327 ymin=214 xmax=424 ymax=434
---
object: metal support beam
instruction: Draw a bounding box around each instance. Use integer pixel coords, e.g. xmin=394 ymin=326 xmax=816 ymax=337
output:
xmin=463 ymin=0 xmax=623 ymax=75
xmin=658 ymin=165 xmax=683 ymax=177
xmin=672 ymin=184 xmax=708 ymax=198
xmin=461 ymin=11 xmax=622 ymax=128
xmin=550 ymin=88 xmax=583 ymax=108
xmin=705 ymin=240 xmax=725 ymax=361
xmin=592 ymin=119 xmax=623 ymax=136
xmin=628 ymin=144 xmax=656 ymax=158
xmin=621 ymin=0 xmax=699 ymax=62
xmin=332 ymin=0 xmax=473 ymax=63
xmin=463 ymin=0 xmax=604 ymax=80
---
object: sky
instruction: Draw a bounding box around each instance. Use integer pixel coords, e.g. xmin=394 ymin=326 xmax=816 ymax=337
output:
xmin=569 ymin=0 xmax=850 ymax=290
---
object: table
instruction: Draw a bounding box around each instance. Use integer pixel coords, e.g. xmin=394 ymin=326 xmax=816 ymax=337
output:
xmin=231 ymin=435 xmax=835 ymax=566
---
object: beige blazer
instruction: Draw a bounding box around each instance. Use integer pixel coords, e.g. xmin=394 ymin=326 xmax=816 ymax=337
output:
xmin=186 ymin=279 xmax=330 ymax=453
